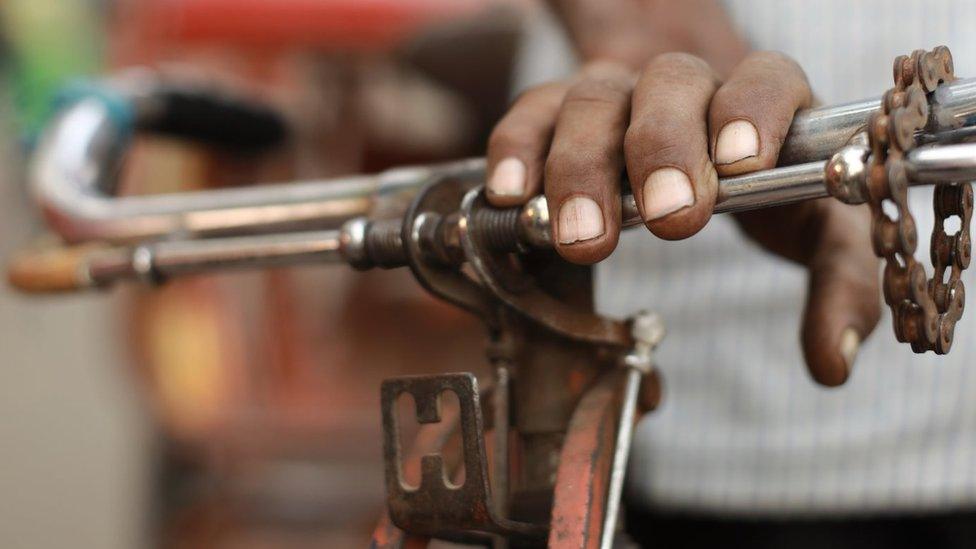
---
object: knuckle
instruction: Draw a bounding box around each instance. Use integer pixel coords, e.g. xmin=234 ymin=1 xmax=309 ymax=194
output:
xmin=623 ymin=123 xmax=653 ymax=158
xmin=625 ymin=118 xmax=692 ymax=164
xmin=645 ymin=52 xmax=712 ymax=78
xmin=712 ymin=80 xmax=803 ymax=130
xmin=746 ymin=50 xmax=797 ymax=68
xmin=714 ymin=76 xmax=779 ymax=106
xmin=637 ymin=53 xmax=718 ymax=100
xmin=734 ymin=51 xmax=812 ymax=102
xmin=487 ymin=124 xmax=532 ymax=154
xmin=580 ymin=59 xmax=634 ymax=82
xmin=545 ymin=145 xmax=616 ymax=186
xmin=510 ymin=81 xmax=562 ymax=105
xmin=563 ymin=77 xmax=630 ymax=109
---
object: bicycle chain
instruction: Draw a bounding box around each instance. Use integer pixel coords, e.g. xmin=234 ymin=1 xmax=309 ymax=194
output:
xmin=866 ymin=46 xmax=973 ymax=353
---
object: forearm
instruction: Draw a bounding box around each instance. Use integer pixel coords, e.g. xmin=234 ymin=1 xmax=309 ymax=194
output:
xmin=546 ymin=0 xmax=750 ymax=76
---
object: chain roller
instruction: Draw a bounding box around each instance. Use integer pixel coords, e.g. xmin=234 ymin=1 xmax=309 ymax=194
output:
xmin=866 ymin=46 xmax=973 ymax=353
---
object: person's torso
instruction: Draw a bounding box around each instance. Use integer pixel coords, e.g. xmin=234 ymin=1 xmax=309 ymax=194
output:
xmin=599 ymin=0 xmax=976 ymax=515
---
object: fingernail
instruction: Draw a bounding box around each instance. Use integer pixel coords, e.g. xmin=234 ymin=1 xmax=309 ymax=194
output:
xmin=840 ymin=327 xmax=861 ymax=373
xmin=488 ymin=157 xmax=526 ymax=196
xmin=557 ymin=196 xmax=605 ymax=244
xmin=715 ymin=119 xmax=760 ymax=165
xmin=642 ymin=168 xmax=695 ymax=221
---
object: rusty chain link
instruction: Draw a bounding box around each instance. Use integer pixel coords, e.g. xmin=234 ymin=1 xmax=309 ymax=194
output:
xmin=865 ymin=46 xmax=973 ymax=353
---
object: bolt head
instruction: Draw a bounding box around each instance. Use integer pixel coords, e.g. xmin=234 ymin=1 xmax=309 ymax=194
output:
xmin=826 ymin=143 xmax=870 ymax=205
xmin=631 ymin=311 xmax=666 ymax=348
xmin=518 ymin=195 xmax=552 ymax=248
xmin=339 ymin=217 xmax=371 ymax=269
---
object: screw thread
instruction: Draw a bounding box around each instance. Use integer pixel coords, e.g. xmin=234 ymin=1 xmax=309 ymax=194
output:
xmin=474 ymin=208 xmax=521 ymax=252
xmin=365 ymin=219 xmax=406 ymax=268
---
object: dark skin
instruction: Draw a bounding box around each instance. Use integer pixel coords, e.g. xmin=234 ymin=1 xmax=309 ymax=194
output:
xmin=486 ymin=0 xmax=881 ymax=387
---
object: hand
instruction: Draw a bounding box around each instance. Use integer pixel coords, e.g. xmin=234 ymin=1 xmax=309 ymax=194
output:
xmin=484 ymin=52 xmax=880 ymax=386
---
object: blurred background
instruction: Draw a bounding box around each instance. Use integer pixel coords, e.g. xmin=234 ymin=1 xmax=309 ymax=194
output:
xmin=0 ymin=1 xmax=575 ymax=547
xmin=11 ymin=1 xmax=976 ymax=548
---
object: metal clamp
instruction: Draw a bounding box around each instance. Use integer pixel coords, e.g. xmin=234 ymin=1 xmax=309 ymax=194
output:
xmin=458 ymin=188 xmax=631 ymax=348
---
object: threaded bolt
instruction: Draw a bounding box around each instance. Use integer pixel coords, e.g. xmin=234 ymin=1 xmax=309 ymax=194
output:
xmin=339 ymin=217 xmax=406 ymax=270
xmin=473 ymin=208 xmax=522 ymax=252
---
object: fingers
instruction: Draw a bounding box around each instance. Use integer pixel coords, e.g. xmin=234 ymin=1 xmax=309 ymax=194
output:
xmin=486 ymin=82 xmax=569 ymax=207
xmin=709 ymin=51 xmax=812 ymax=176
xmin=799 ymin=203 xmax=881 ymax=386
xmin=545 ymin=62 xmax=635 ymax=263
xmin=712 ymin=51 xmax=862 ymax=386
xmin=625 ymin=53 xmax=720 ymax=240
xmin=741 ymin=201 xmax=881 ymax=387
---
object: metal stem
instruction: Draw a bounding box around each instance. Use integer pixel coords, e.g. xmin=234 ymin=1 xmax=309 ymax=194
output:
xmin=599 ymin=367 xmax=642 ymax=549
xmin=907 ymin=143 xmax=976 ymax=182
xmin=86 ymin=229 xmax=342 ymax=285
xmin=491 ymin=363 xmax=511 ymax=549
xmin=620 ymin=160 xmax=829 ymax=229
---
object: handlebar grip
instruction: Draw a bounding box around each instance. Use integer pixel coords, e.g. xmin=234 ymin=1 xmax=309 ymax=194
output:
xmin=6 ymin=241 xmax=106 ymax=293
xmin=141 ymin=86 xmax=288 ymax=151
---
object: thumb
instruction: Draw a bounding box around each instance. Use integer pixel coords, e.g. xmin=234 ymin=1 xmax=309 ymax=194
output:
xmin=801 ymin=213 xmax=881 ymax=386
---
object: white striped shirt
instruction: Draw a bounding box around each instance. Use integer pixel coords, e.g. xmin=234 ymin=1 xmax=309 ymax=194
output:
xmin=518 ymin=0 xmax=976 ymax=515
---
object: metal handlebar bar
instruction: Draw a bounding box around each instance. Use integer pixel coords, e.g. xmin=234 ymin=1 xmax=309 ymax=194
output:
xmin=31 ymin=74 xmax=976 ymax=243
xmin=11 ymin=74 xmax=976 ymax=291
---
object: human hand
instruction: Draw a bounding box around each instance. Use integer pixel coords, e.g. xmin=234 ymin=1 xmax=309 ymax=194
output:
xmin=484 ymin=52 xmax=880 ymax=386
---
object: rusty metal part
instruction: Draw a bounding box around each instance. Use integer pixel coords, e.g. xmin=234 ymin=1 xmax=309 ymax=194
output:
xmin=836 ymin=47 xmax=973 ymax=353
xmin=381 ymin=373 xmax=547 ymax=542
xmin=548 ymin=371 xmax=623 ymax=549
xmin=490 ymin=362 xmax=511 ymax=549
xmin=371 ymin=383 xmax=464 ymax=549
xmin=372 ymin=384 xmax=499 ymax=548
xmin=458 ymin=188 xmax=631 ymax=348
xmin=361 ymin=181 xmax=635 ymax=548
xmin=486 ymin=327 xmax=517 ymax=549
xmin=401 ymin=176 xmax=497 ymax=322
xmin=599 ymin=313 xmax=665 ymax=549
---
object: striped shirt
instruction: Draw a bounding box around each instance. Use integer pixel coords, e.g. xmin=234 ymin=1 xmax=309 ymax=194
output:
xmin=518 ymin=0 xmax=976 ymax=515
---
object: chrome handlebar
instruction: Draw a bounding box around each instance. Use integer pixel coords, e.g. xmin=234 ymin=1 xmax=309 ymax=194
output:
xmin=12 ymin=74 xmax=976 ymax=291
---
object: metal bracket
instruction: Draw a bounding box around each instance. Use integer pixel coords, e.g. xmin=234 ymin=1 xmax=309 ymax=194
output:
xmin=381 ymin=373 xmax=547 ymax=542
xmin=401 ymin=175 xmax=496 ymax=325
xmin=457 ymin=188 xmax=631 ymax=348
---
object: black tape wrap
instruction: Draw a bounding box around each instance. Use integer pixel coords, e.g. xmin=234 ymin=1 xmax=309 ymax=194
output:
xmin=140 ymin=86 xmax=287 ymax=151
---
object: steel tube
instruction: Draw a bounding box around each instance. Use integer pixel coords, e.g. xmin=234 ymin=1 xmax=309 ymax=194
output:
xmin=558 ymin=142 xmax=976 ymax=238
xmin=616 ymin=160 xmax=830 ymax=229
xmin=599 ymin=367 xmax=641 ymax=549
xmin=907 ymin=143 xmax=976 ymax=182
xmin=33 ymin=79 xmax=976 ymax=245
xmin=777 ymin=98 xmax=879 ymax=166
xmin=31 ymin=98 xmax=484 ymax=244
xmin=86 ymin=229 xmax=341 ymax=284
xmin=148 ymin=230 xmax=342 ymax=277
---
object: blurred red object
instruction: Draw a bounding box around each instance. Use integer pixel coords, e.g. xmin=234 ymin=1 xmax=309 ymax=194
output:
xmin=106 ymin=0 xmax=513 ymax=544
xmin=125 ymin=0 xmax=494 ymax=52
